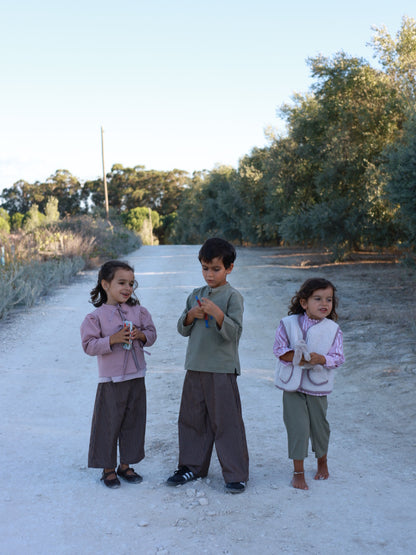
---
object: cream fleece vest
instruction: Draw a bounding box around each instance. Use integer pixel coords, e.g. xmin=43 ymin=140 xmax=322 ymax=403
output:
xmin=275 ymin=314 xmax=339 ymax=394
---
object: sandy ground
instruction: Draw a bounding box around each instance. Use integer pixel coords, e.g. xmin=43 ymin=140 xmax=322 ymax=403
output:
xmin=0 ymin=244 xmax=415 ymax=555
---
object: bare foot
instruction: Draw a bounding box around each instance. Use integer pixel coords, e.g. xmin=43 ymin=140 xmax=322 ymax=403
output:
xmin=291 ymin=471 xmax=309 ymax=490
xmin=314 ymin=455 xmax=329 ymax=480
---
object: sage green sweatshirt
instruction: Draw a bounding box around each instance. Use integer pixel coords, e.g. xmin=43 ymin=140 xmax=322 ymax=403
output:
xmin=177 ymin=282 xmax=244 ymax=374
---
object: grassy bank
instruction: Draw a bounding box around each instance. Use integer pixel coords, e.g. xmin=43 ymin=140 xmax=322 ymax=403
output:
xmin=0 ymin=216 xmax=141 ymax=320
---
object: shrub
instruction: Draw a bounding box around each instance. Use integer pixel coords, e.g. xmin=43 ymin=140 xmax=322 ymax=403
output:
xmin=10 ymin=213 xmax=24 ymax=231
xmin=0 ymin=257 xmax=85 ymax=319
xmin=122 ymin=207 xmax=160 ymax=245
xmin=0 ymin=208 xmax=10 ymax=233
xmin=23 ymin=204 xmax=46 ymax=231
xmin=0 ymin=215 xmax=142 ymax=319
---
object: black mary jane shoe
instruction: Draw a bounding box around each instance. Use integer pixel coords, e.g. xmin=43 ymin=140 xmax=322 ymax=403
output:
xmin=101 ymin=469 xmax=121 ymax=489
xmin=117 ymin=465 xmax=143 ymax=484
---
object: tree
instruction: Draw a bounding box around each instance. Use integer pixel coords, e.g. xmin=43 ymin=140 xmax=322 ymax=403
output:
xmin=10 ymin=213 xmax=24 ymax=231
xmin=0 ymin=171 xmax=83 ymax=218
xmin=44 ymin=170 xmax=82 ymax=216
xmin=23 ymin=204 xmax=46 ymax=231
xmin=83 ymin=164 xmax=187 ymax=214
xmin=172 ymin=166 xmax=244 ymax=244
xmin=82 ymin=164 xmax=187 ymax=243
xmin=122 ymin=206 xmax=160 ymax=245
xmin=384 ymin=109 xmax=416 ymax=245
xmin=44 ymin=197 xmax=60 ymax=224
xmin=262 ymin=135 xmax=309 ymax=243
xmin=198 ymin=165 xmax=242 ymax=242
xmin=172 ymin=172 xmax=206 ymax=244
xmin=0 ymin=180 xmax=35 ymax=216
xmin=236 ymin=149 xmax=276 ymax=244
xmin=277 ymin=51 xmax=404 ymax=254
xmin=123 ymin=206 xmax=160 ymax=232
xmin=370 ymin=16 xmax=416 ymax=102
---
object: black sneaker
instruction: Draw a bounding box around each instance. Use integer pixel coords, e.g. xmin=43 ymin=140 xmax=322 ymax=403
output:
xmin=166 ymin=466 xmax=198 ymax=486
xmin=225 ymin=481 xmax=246 ymax=494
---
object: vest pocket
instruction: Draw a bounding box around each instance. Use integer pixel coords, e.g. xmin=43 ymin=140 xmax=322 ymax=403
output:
xmin=307 ymin=366 xmax=329 ymax=385
xmin=276 ymin=362 xmax=294 ymax=384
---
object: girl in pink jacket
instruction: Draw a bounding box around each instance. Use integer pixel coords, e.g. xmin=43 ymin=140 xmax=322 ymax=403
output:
xmin=81 ymin=260 xmax=157 ymax=488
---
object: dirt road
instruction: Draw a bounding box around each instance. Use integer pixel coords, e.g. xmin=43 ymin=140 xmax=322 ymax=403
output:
xmin=1 ymin=245 xmax=415 ymax=554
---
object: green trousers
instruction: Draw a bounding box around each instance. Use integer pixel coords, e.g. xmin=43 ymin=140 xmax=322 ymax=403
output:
xmin=283 ymin=390 xmax=329 ymax=460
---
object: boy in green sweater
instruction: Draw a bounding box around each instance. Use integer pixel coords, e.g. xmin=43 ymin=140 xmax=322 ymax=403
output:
xmin=166 ymin=237 xmax=249 ymax=493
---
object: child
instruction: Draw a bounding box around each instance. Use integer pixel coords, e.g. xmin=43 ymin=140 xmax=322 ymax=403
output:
xmin=80 ymin=260 xmax=157 ymax=488
xmin=166 ymin=237 xmax=249 ymax=493
xmin=273 ymin=277 xmax=344 ymax=490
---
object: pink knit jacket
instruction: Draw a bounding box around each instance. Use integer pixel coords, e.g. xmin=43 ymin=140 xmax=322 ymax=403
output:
xmin=80 ymin=303 xmax=157 ymax=378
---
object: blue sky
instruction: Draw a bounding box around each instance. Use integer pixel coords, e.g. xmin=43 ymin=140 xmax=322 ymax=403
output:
xmin=0 ymin=1 xmax=414 ymax=190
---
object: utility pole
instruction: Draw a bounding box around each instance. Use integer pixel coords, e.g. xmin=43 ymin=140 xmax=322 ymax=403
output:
xmin=101 ymin=126 xmax=109 ymax=219
xmin=148 ymin=207 xmax=153 ymax=245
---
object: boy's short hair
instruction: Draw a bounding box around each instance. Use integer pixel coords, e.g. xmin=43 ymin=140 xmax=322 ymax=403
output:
xmin=198 ymin=237 xmax=236 ymax=269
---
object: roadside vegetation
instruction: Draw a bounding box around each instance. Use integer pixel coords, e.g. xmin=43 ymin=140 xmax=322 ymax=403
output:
xmin=0 ymin=207 xmax=141 ymax=319
xmin=1 ymin=17 xmax=415 ymax=319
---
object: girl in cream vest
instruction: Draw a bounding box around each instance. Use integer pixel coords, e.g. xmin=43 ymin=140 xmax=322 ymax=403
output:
xmin=273 ymin=278 xmax=344 ymax=491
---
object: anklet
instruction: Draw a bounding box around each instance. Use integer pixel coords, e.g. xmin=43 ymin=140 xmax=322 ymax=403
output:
xmin=293 ymin=471 xmax=304 ymax=475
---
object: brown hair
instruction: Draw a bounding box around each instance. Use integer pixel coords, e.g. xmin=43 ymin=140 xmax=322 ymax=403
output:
xmin=288 ymin=277 xmax=338 ymax=321
xmin=89 ymin=260 xmax=139 ymax=307
xmin=198 ymin=237 xmax=236 ymax=269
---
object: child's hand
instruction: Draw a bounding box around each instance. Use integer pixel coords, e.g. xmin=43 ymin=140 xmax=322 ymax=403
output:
xmin=200 ymin=297 xmax=224 ymax=328
xmin=184 ymin=305 xmax=206 ymax=325
xmin=131 ymin=326 xmax=147 ymax=344
xmin=193 ymin=305 xmax=207 ymax=320
xmin=308 ymin=352 xmax=326 ymax=366
xmin=200 ymin=297 xmax=218 ymax=317
xmin=110 ymin=326 xmax=131 ymax=346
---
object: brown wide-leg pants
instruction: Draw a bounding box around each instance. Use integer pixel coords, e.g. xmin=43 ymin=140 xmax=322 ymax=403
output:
xmin=178 ymin=370 xmax=249 ymax=483
xmin=88 ymin=377 xmax=146 ymax=468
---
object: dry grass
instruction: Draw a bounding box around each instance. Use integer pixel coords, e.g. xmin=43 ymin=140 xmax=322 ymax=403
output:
xmin=0 ymin=216 xmax=142 ymax=319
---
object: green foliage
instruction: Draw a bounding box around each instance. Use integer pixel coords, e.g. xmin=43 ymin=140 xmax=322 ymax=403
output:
xmin=0 ymin=208 xmax=10 ymax=233
xmin=172 ymin=167 xmax=244 ymax=244
xmin=171 ymin=19 xmax=416 ymax=252
xmin=384 ymin=109 xmax=416 ymax=244
xmin=56 ymin=216 xmax=142 ymax=260
xmin=159 ymin=211 xmax=178 ymax=244
xmin=23 ymin=204 xmax=46 ymax=231
xmin=80 ymin=165 xmax=187 ymax=243
xmin=197 ymin=165 xmax=242 ymax=242
xmin=235 ymin=153 xmax=270 ymax=244
xmin=0 ymin=180 xmax=35 ymax=215
xmin=0 ymin=219 xmax=9 ymax=233
xmin=0 ymin=170 xmax=82 ymax=218
xmin=0 ymin=215 xmax=142 ymax=319
xmin=172 ymin=172 xmax=206 ymax=244
xmin=370 ymin=16 xmax=416 ymax=101
xmin=0 ymin=258 xmax=85 ymax=319
xmin=270 ymin=40 xmax=409 ymax=254
xmin=123 ymin=206 xmax=159 ymax=232
xmin=44 ymin=170 xmax=82 ymax=216
xmin=122 ymin=206 xmax=160 ymax=245
xmin=10 ymin=212 xmax=24 ymax=230
xmin=1 ymin=18 xmax=416 ymax=255
xmin=44 ymin=197 xmax=60 ymax=224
